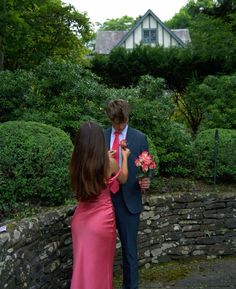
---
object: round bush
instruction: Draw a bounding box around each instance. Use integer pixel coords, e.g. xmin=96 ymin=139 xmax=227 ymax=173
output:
xmin=157 ymin=123 xmax=193 ymax=177
xmin=193 ymin=128 xmax=236 ymax=182
xmin=0 ymin=121 xmax=73 ymax=213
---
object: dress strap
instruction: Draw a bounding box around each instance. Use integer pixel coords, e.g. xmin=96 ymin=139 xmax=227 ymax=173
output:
xmin=108 ymin=168 xmax=121 ymax=184
xmin=108 ymin=169 xmax=121 ymax=194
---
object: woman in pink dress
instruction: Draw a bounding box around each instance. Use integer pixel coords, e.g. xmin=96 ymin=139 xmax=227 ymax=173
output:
xmin=69 ymin=121 xmax=130 ymax=289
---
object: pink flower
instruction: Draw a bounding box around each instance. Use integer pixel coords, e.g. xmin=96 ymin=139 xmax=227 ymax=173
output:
xmin=120 ymin=139 xmax=127 ymax=149
xmin=135 ymin=151 xmax=157 ymax=178
xmin=149 ymin=162 xmax=156 ymax=170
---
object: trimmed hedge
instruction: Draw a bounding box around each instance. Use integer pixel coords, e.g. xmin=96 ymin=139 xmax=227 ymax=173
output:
xmin=0 ymin=121 xmax=73 ymax=215
xmin=193 ymin=128 xmax=236 ymax=182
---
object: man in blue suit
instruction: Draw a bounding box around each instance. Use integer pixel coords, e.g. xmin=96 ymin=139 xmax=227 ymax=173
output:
xmin=104 ymin=99 xmax=150 ymax=289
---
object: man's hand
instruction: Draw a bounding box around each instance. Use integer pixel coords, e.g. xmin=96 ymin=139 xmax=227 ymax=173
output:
xmin=138 ymin=177 xmax=150 ymax=190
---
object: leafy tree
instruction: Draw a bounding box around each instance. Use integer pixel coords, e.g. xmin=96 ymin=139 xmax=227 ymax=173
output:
xmin=177 ymin=73 xmax=236 ymax=135
xmin=0 ymin=60 xmax=108 ymax=140
xmin=165 ymin=0 xmax=214 ymax=28
xmin=0 ymin=0 xmax=94 ymax=70
xmin=96 ymin=15 xmax=136 ymax=31
xmin=165 ymin=0 xmax=236 ymax=28
xmin=189 ymin=14 xmax=236 ymax=74
xmin=186 ymin=0 xmax=215 ymax=17
xmin=176 ymin=79 xmax=206 ymax=135
xmin=200 ymin=74 xmax=236 ymax=130
xmin=165 ymin=6 xmax=193 ymax=28
xmin=202 ymin=0 xmax=236 ymax=22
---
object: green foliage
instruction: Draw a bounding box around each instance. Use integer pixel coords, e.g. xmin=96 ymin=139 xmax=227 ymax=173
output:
xmin=132 ymin=76 xmax=193 ymax=177
xmin=108 ymin=47 xmax=132 ymax=87
xmin=197 ymin=0 xmax=236 ymax=23
xmin=200 ymin=74 xmax=236 ymax=129
xmin=104 ymin=76 xmax=193 ymax=177
xmin=189 ymin=14 xmax=236 ymax=74
xmin=0 ymin=121 xmax=73 ymax=216
xmin=165 ymin=6 xmax=193 ymax=28
xmin=0 ymin=61 xmax=107 ymax=140
xmin=158 ymin=122 xmax=194 ymax=177
xmin=91 ymin=2 xmax=236 ymax=92
xmin=90 ymin=54 xmax=110 ymax=84
xmin=0 ymin=0 xmax=94 ymax=70
xmin=92 ymin=33 xmax=236 ymax=92
xmin=166 ymin=0 xmax=236 ymax=28
xmin=136 ymin=75 xmax=167 ymax=100
xmin=97 ymin=15 xmax=136 ymax=31
xmin=146 ymin=135 xmax=159 ymax=177
xmin=0 ymin=69 xmax=38 ymax=122
xmin=186 ymin=0 xmax=215 ymax=18
xmin=193 ymin=128 xmax=236 ymax=181
xmin=178 ymin=73 xmax=236 ymax=134
xmin=91 ymin=45 xmax=193 ymax=91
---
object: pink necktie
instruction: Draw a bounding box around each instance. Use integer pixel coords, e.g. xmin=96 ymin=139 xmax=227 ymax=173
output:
xmin=111 ymin=131 xmax=120 ymax=193
xmin=112 ymin=131 xmax=120 ymax=163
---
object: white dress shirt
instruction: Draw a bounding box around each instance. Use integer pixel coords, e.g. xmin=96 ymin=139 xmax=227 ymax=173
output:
xmin=110 ymin=125 xmax=128 ymax=167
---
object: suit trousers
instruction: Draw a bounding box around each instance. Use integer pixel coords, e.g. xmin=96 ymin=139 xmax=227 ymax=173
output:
xmin=112 ymin=190 xmax=140 ymax=289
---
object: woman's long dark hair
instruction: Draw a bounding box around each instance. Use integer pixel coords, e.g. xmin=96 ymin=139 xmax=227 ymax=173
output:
xmin=70 ymin=121 xmax=109 ymax=201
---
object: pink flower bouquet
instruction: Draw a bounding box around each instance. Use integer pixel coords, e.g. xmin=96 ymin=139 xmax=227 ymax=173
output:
xmin=135 ymin=151 xmax=157 ymax=178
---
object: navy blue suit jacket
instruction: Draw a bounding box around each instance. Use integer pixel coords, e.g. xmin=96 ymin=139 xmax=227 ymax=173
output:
xmin=104 ymin=126 xmax=148 ymax=214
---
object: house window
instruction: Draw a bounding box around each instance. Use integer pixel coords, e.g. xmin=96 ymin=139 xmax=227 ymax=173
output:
xmin=143 ymin=29 xmax=157 ymax=43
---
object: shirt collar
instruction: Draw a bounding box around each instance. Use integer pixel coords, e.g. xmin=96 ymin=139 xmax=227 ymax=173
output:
xmin=111 ymin=124 xmax=128 ymax=137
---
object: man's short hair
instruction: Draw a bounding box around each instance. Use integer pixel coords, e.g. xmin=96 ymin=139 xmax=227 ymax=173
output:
xmin=106 ymin=99 xmax=129 ymax=123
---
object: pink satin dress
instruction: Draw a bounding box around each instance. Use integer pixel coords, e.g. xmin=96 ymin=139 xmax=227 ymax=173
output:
xmin=70 ymin=171 xmax=120 ymax=289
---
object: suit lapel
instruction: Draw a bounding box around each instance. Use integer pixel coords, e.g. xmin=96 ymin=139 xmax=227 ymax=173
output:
xmin=126 ymin=127 xmax=134 ymax=148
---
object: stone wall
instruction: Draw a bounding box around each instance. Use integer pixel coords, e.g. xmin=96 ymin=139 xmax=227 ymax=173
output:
xmin=0 ymin=192 xmax=236 ymax=289
xmin=138 ymin=192 xmax=236 ymax=266
xmin=0 ymin=206 xmax=74 ymax=289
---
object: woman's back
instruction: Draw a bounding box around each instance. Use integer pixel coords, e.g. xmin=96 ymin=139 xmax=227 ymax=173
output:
xmin=70 ymin=173 xmax=119 ymax=289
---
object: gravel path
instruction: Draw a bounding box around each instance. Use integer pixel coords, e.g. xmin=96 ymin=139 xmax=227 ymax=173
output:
xmin=117 ymin=256 xmax=236 ymax=289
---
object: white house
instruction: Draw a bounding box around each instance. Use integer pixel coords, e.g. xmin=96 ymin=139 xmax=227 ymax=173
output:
xmin=94 ymin=9 xmax=191 ymax=54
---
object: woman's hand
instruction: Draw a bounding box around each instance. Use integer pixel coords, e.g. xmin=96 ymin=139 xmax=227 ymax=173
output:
xmin=108 ymin=150 xmax=116 ymax=159
xmin=121 ymin=147 xmax=130 ymax=159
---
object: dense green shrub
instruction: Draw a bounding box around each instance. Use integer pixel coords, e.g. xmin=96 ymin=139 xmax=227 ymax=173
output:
xmin=130 ymin=77 xmax=193 ymax=177
xmin=104 ymin=79 xmax=193 ymax=177
xmin=146 ymin=135 xmax=159 ymax=176
xmin=0 ymin=121 xmax=73 ymax=216
xmin=193 ymin=129 xmax=236 ymax=182
xmin=0 ymin=69 xmax=38 ymax=123
xmin=157 ymin=122 xmax=193 ymax=177
xmin=0 ymin=61 xmax=108 ymax=141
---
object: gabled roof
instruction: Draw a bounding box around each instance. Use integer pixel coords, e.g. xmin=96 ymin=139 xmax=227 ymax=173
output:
xmin=114 ymin=9 xmax=187 ymax=49
xmin=94 ymin=9 xmax=191 ymax=54
xmin=94 ymin=31 xmax=127 ymax=54
xmin=171 ymin=29 xmax=191 ymax=45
